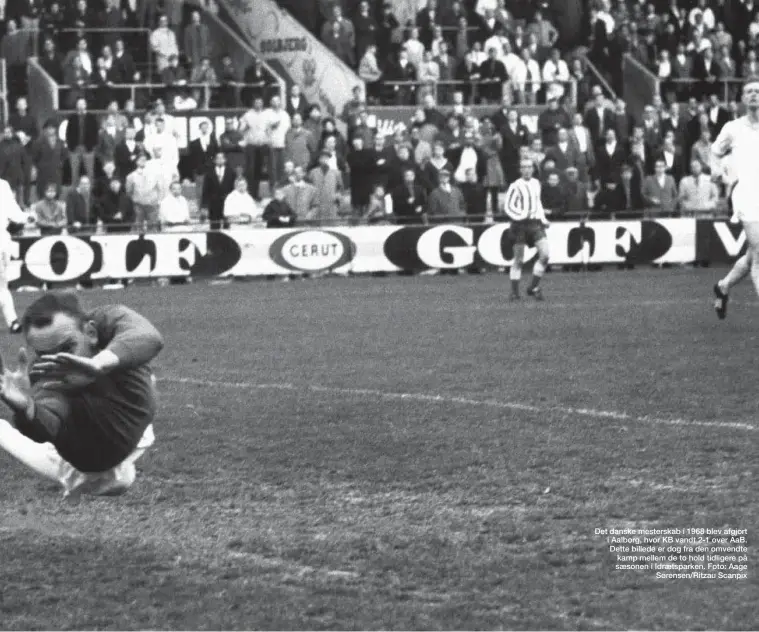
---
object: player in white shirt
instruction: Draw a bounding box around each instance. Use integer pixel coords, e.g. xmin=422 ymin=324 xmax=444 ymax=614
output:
xmin=504 ymin=158 xmax=550 ymax=301
xmin=711 ymin=77 xmax=759 ymax=319
xmin=0 ymin=178 xmax=32 ymax=333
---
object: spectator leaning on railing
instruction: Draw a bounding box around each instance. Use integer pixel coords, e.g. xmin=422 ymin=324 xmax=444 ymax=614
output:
xmin=223 ymin=176 xmax=262 ymax=225
xmin=95 ymin=176 xmax=134 ymax=233
xmin=33 ymin=183 xmax=68 ymax=236
xmin=65 ymin=175 xmax=95 ymax=234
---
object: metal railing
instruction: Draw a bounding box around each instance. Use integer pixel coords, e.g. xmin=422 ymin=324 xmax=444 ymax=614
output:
xmin=56 ymin=80 xmax=279 ymax=110
xmin=661 ymin=78 xmax=746 ymax=103
xmin=0 ymin=59 xmax=8 ymax=126
xmin=379 ymin=79 xmax=577 ymax=106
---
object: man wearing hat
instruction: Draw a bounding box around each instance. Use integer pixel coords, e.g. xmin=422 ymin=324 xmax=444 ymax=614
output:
xmin=308 ymin=150 xmax=345 ymax=223
xmin=537 ymin=94 xmax=571 ymax=147
xmin=427 ymin=167 xmax=466 ymax=222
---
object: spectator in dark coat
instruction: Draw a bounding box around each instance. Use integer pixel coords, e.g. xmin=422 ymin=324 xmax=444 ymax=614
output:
xmin=187 ymin=119 xmax=219 ymax=196
xmin=113 ymin=126 xmax=141 ymax=182
xmin=460 ymin=168 xmax=487 ymax=221
xmin=427 ymin=168 xmax=466 ymax=221
xmin=564 ymin=167 xmax=589 ymax=214
xmin=421 ymin=140 xmax=454 ymax=192
xmin=583 ymin=86 xmax=615 ymax=148
xmin=391 ymin=167 xmax=427 ymax=225
xmin=8 ymin=97 xmax=38 ymax=141
xmin=346 ymin=136 xmax=375 ymax=213
xmin=65 ymin=175 xmax=95 ymax=233
xmin=201 ymin=151 xmax=236 ymax=230
xmin=65 ymin=98 xmax=100 ymax=184
xmin=499 ymin=109 xmax=531 ymax=183
xmin=263 ymin=184 xmax=296 ymax=228
xmin=537 ymin=97 xmax=571 ymax=148
xmin=385 ymin=49 xmax=417 ymax=105
xmin=95 ymin=177 xmax=134 ymax=233
xmin=593 ymin=128 xmax=627 ymax=188
xmin=478 ymin=47 xmax=508 ymax=103
xmin=0 ymin=124 xmax=31 ymax=204
xmin=38 ymin=36 xmax=64 ymax=83
xmin=31 ymin=122 xmax=68 ymax=198
xmin=541 ymin=170 xmax=567 ymax=217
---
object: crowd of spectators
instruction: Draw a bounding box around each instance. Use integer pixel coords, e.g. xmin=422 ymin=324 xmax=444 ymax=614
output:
xmin=0 ymin=73 xmax=739 ymax=235
xmin=588 ymin=0 xmax=759 ymax=100
xmin=0 ymin=1 xmax=277 ymax=110
xmin=320 ymin=0 xmax=582 ymax=106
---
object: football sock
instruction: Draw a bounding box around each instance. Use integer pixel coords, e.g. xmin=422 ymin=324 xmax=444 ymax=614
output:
xmin=0 ymin=419 xmax=64 ymax=482
xmin=511 ymin=280 xmax=520 ymax=295
xmin=0 ymin=288 xmax=18 ymax=327
xmin=532 ymin=260 xmax=546 ymax=288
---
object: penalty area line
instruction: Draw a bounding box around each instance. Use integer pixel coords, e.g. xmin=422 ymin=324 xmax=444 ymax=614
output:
xmin=159 ymin=376 xmax=756 ymax=432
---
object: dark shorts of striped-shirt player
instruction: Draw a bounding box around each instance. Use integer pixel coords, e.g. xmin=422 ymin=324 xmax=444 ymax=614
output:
xmin=509 ymin=219 xmax=546 ymax=247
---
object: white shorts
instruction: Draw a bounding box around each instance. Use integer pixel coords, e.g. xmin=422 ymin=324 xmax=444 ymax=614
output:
xmin=53 ymin=424 xmax=156 ymax=497
xmin=731 ymin=184 xmax=759 ymax=223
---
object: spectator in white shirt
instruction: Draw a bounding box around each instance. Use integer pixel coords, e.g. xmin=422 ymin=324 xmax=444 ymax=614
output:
xmin=657 ymin=50 xmax=672 ymax=79
xmin=143 ymin=116 xmax=179 ymax=169
xmin=239 ymin=96 xmax=269 ymax=200
xmin=150 ymin=14 xmax=179 ymax=72
xmin=146 ymin=146 xmax=178 ymax=201
xmin=541 ymin=48 xmax=570 ymax=100
xmin=224 ymin=176 xmax=262 ymax=224
xmin=513 ymin=48 xmax=541 ymax=105
xmin=470 ymin=41 xmax=488 ymax=66
xmin=159 ymin=180 xmax=191 ymax=230
xmin=403 ymin=28 xmax=425 ymax=72
xmin=500 ymin=38 xmax=522 ymax=81
xmin=689 ymin=0 xmax=715 ymax=31
xmin=265 ymin=95 xmax=291 ymax=195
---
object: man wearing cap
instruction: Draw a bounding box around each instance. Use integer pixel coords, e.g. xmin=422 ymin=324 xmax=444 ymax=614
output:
xmin=712 ymin=76 xmax=759 ymax=318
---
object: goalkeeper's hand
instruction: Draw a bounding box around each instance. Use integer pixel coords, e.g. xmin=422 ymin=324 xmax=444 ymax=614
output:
xmin=0 ymin=348 xmax=33 ymax=416
xmin=30 ymin=352 xmax=111 ymax=391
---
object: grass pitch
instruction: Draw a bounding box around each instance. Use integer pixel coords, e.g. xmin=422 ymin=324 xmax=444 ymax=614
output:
xmin=0 ymin=268 xmax=756 ymax=630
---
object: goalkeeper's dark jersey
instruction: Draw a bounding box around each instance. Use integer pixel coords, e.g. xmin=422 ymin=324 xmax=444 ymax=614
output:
xmin=14 ymin=305 xmax=164 ymax=472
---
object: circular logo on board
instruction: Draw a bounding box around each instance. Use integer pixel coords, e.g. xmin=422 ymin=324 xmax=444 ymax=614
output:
xmin=269 ymin=230 xmax=355 ymax=272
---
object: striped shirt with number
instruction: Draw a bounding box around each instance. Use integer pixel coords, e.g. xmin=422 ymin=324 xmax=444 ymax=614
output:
xmin=505 ymin=177 xmax=547 ymax=222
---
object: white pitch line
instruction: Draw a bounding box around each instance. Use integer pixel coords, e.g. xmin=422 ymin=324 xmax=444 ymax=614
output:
xmin=160 ymin=377 xmax=756 ymax=432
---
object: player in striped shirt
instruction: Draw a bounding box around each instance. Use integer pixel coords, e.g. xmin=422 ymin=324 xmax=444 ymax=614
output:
xmin=711 ymin=77 xmax=759 ymax=319
xmin=0 ymin=177 xmax=33 ymax=333
xmin=505 ymin=158 xmax=551 ymax=301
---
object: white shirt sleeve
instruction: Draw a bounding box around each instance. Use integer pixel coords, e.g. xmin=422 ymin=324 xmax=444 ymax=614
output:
xmin=0 ymin=179 xmax=28 ymax=226
xmin=710 ymin=121 xmax=734 ymax=180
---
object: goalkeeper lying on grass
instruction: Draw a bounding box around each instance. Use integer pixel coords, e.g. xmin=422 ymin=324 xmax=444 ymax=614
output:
xmin=0 ymin=292 xmax=163 ymax=497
